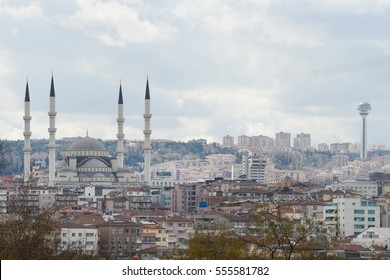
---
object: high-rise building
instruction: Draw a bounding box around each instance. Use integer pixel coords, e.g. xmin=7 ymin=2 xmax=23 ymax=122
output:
xmin=248 ymin=151 xmax=266 ymax=184
xmin=222 ymin=135 xmax=234 ymax=147
xmin=252 ymin=135 xmax=274 ymax=150
xmin=237 ymin=135 xmax=251 ymax=147
xmin=293 ymin=133 xmax=311 ymax=151
xmin=317 ymin=143 xmax=329 ymax=152
xmin=275 ymin=132 xmax=290 ymax=150
xmin=357 ymin=102 xmax=371 ymax=160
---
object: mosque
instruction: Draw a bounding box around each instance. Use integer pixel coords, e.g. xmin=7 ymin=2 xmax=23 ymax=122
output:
xmin=22 ymin=76 xmax=152 ymax=186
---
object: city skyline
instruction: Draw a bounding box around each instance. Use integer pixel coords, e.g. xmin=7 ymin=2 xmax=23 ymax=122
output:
xmin=1 ymin=1 xmax=390 ymax=146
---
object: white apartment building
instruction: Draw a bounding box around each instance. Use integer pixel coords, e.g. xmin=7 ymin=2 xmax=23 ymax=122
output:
xmin=248 ymin=151 xmax=267 ymax=184
xmin=329 ymin=180 xmax=379 ymax=197
xmin=57 ymin=222 xmax=99 ymax=255
xmin=323 ymin=197 xmax=380 ymax=237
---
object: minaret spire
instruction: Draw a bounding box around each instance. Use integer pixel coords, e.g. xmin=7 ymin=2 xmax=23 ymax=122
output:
xmin=143 ymin=77 xmax=152 ymax=183
xmin=117 ymin=83 xmax=125 ymax=168
xmin=23 ymin=80 xmax=32 ymax=184
xmin=145 ymin=76 xmax=150 ymax=100
xmin=48 ymin=74 xmax=57 ymax=186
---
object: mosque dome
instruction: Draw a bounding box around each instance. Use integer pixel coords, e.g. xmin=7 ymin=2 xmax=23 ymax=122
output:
xmin=69 ymin=136 xmax=106 ymax=151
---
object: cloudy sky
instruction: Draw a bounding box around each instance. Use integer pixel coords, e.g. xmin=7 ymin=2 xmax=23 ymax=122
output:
xmin=1 ymin=0 xmax=390 ymax=146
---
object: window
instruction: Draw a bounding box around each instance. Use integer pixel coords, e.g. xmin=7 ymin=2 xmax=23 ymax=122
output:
xmin=354 ymin=224 xmax=365 ymax=229
xmin=368 ymin=202 xmax=377 ymax=206
xmin=354 ymin=217 xmax=364 ymax=222
xmin=368 ymin=217 xmax=375 ymax=222
xmin=354 ymin=210 xmax=364 ymax=214
xmin=72 ymin=233 xmax=76 ymax=237
xmin=62 ymin=233 xmax=67 ymax=237
xmin=360 ymin=201 xmax=367 ymax=207
xmin=79 ymin=233 xmax=82 ymax=237
xmin=86 ymin=241 xmax=94 ymax=246
xmin=86 ymin=233 xmax=94 ymax=237
xmin=368 ymin=210 xmax=375 ymax=215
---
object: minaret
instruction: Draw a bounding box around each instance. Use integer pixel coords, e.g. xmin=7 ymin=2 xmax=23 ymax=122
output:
xmin=23 ymin=80 xmax=32 ymax=184
xmin=117 ymin=83 xmax=125 ymax=168
xmin=143 ymin=78 xmax=152 ymax=183
xmin=357 ymin=102 xmax=371 ymax=160
xmin=48 ymin=75 xmax=57 ymax=186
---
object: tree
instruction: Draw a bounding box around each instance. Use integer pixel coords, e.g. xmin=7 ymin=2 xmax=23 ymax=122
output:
xmin=0 ymin=141 xmax=8 ymax=172
xmin=0 ymin=183 xmax=97 ymax=259
xmin=0 ymin=184 xmax=57 ymax=259
xmin=244 ymin=206 xmax=329 ymax=260
xmin=177 ymin=227 xmax=251 ymax=260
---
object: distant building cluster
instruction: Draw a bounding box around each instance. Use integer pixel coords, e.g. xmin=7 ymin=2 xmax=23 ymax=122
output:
xmin=223 ymin=132 xmax=362 ymax=153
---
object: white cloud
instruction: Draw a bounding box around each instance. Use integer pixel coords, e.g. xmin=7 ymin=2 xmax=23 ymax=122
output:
xmin=312 ymin=0 xmax=390 ymax=14
xmin=172 ymin=0 xmax=323 ymax=48
xmin=74 ymin=56 xmax=111 ymax=79
xmin=0 ymin=1 xmax=44 ymax=20
xmin=59 ymin=0 xmax=177 ymax=46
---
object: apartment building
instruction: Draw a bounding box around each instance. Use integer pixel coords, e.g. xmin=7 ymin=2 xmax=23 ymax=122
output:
xmin=56 ymin=222 xmax=98 ymax=255
xmin=98 ymin=219 xmax=141 ymax=259
xmin=293 ymin=133 xmax=311 ymax=151
xmin=332 ymin=153 xmax=349 ymax=169
xmin=124 ymin=187 xmax=152 ymax=210
xmin=323 ymin=197 xmax=380 ymax=237
xmin=248 ymin=151 xmax=267 ymax=183
xmin=155 ymin=215 xmax=194 ymax=248
xmin=275 ymin=132 xmax=291 ymax=150
xmin=170 ymin=184 xmax=200 ymax=214
xmin=329 ymin=180 xmax=379 ymax=197
xmin=237 ymin=135 xmax=252 ymax=147
xmin=222 ymin=135 xmax=234 ymax=147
